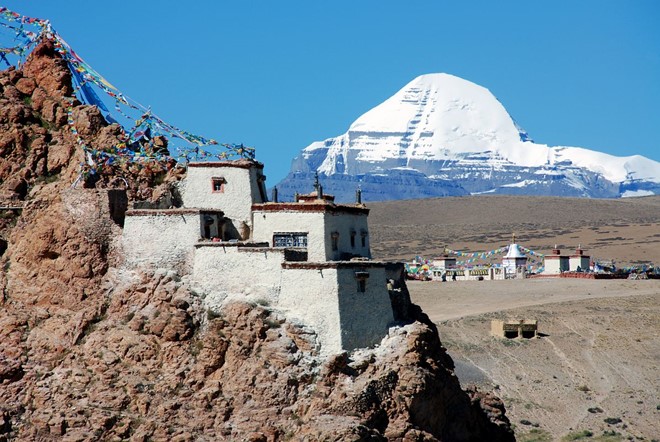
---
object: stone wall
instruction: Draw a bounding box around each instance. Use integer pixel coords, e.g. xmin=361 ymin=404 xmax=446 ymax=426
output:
xmin=62 ymin=188 xmax=127 ymax=236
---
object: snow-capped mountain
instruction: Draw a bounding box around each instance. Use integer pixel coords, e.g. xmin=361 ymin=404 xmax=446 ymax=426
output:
xmin=276 ymin=73 xmax=660 ymax=201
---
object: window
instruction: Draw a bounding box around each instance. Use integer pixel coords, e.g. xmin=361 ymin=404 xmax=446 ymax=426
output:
xmin=211 ymin=177 xmax=226 ymax=193
xmin=273 ymin=232 xmax=308 ymax=248
xmin=331 ymin=231 xmax=339 ymax=251
xmin=361 ymin=230 xmax=368 ymax=247
xmin=355 ymin=271 xmax=369 ymax=293
xmin=350 ymin=230 xmax=356 ymax=248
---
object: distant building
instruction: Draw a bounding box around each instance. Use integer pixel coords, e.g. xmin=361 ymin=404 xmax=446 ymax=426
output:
xmin=569 ymin=245 xmax=590 ymax=272
xmin=432 ymin=254 xmax=457 ymax=271
xmin=491 ymin=319 xmax=538 ymax=339
xmin=543 ymin=246 xmax=570 ymax=275
xmin=426 ymin=239 xmax=532 ymax=281
xmin=502 ymin=237 xmax=528 ymax=278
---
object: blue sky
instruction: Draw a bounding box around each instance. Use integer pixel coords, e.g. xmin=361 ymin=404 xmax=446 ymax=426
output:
xmin=4 ymin=1 xmax=659 ymax=183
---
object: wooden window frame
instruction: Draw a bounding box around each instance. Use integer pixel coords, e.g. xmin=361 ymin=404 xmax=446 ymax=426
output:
xmin=211 ymin=177 xmax=226 ymax=193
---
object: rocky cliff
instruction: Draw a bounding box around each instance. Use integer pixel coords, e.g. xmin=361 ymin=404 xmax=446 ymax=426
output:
xmin=0 ymin=42 xmax=513 ymax=441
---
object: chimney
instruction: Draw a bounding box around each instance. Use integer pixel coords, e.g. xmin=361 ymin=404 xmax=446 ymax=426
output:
xmin=355 ymin=188 xmax=362 ymax=204
xmin=552 ymin=244 xmax=560 ymax=255
xmin=271 ymin=186 xmax=278 ymax=203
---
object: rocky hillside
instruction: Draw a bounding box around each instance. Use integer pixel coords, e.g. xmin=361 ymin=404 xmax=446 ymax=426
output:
xmin=0 ymin=42 xmax=513 ymax=441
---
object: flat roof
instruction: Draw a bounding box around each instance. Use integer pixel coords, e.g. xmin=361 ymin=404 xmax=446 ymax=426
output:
xmin=282 ymin=261 xmax=386 ymax=270
xmin=194 ymin=241 xmax=270 ymax=248
xmin=126 ymin=208 xmax=224 ymax=216
xmin=252 ymin=202 xmax=369 ymax=215
xmin=187 ymin=160 xmax=263 ymax=170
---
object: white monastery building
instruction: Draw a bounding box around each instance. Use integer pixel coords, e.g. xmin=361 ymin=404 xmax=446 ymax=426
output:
xmin=122 ymin=160 xmax=398 ymax=355
xmin=569 ymin=245 xmax=591 ymax=272
xmin=542 ymin=245 xmax=591 ymax=275
xmin=432 ymin=254 xmax=457 ymax=272
xmin=502 ymin=237 xmax=528 ymax=277
xmin=543 ymin=246 xmax=569 ymax=275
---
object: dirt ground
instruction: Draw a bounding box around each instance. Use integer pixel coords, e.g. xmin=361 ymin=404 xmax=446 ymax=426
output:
xmin=369 ymin=195 xmax=660 ymax=266
xmin=408 ymin=279 xmax=660 ymax=441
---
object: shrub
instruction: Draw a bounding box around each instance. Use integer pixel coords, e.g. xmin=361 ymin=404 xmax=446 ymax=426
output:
xmin=265 ymin=318 xmax=281 ymax=329
xmin=562 ymin=430 xmax=593 ymax=441
xmin=519 ymin=428 xmax=552 ymax=442
xmin=255 ymin=298 xmax=270 ymax=307
xmin=206 ymin=309 xmax=222 ymax=321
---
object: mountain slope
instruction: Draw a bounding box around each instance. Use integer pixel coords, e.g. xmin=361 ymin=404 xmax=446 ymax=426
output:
xmin=277 ymin=74 xmax=660 ymax=201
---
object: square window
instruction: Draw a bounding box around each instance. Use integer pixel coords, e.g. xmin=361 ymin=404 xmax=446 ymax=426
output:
xmin=212 ymin=177 xmax=226 ymax=193
xmin=273 ymin=233 xmax=308 ymax=248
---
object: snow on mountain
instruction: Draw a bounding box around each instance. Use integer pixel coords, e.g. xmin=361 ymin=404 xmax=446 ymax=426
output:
xmin=277 ymin=73 xmax=660 ymax=201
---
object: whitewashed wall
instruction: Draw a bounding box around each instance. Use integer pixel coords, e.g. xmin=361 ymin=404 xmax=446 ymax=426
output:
xmin=442 ymin=268 xmax=506 ymax=281
xmin=503 ymin=257 xmax=526 ymax=275
xmin=180 ymin=165 xmax=265 ymax=232
xmin=192 ymin=245 xmax=285 ymax=306
xmin=278 ymin=264 xmax=394 ymax=355
xmin=252 ymin=211 xmax=327 ymax=261
xmin=336 ymin=267 xmax=394 ymax=350
xmin=324 ymin=212 xmax=370 ymax=260
xmin=252 ymin=210 xmax=371 ymax=262
xmin=569 ymin=256 xmax=590 ymax=271
xmin=122 ymin=212 xmax=200 ymax=270
xmin=544 ymin=258 xmax=563 ymax=274
xmin=279 ymin=267 xmax=343 ymax=354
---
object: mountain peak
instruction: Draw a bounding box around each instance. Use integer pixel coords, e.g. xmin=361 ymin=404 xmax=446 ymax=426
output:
xmin=344 ymin=72 xmax=532 ymax=163
xmin=279 ymin=74 xmax=660 ymax=201
xmin=408 ymin=72 xmax=472 ymax=86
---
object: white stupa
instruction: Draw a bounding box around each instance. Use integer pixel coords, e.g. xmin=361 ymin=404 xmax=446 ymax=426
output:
xmin=502 ymin=234 xmax=528 ymax=275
